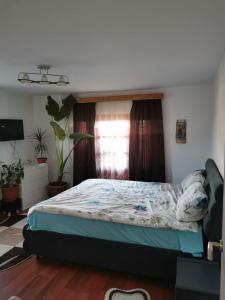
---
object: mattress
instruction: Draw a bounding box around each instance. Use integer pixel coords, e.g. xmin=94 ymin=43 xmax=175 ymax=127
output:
xmin=28 ymin=179 xmax=198 ymax=232
xmin=28 ymin=210 xmax=203 ymax=257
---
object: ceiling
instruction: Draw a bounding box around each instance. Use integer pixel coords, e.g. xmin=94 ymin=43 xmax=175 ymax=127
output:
xmin=0 ymin=0 xmax=225 ymax=94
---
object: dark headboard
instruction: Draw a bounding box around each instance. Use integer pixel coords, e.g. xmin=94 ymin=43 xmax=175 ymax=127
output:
xmin=203 ymin=159 xmax=223 ymax=242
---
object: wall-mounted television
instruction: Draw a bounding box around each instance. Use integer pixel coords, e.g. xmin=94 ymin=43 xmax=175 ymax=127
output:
xmin=0 ymin=119 xmax=24 ymax=141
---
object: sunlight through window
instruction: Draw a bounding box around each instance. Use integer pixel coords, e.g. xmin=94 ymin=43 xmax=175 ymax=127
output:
xmin=95 ymin=117 xmax=130 ymax=179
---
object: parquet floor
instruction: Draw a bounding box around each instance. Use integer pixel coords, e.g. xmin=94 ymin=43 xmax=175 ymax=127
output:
xmin=0 ymin=257 xmax=174 ymax=300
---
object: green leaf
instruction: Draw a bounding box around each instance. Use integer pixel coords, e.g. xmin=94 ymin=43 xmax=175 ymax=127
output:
xmin=57 ymin=94 xmax=75 ymax=120
xmin=46 ymin=96 xmax=60 ymax=120
xmin=62 ymin=94 xmax=75 ymax=110
xmin=50 ymin=121 xmax=66 ymax=141
xmin=0 ymin=160 xmax=24 ymax=187
xmin=57 ymin=133 xmax=93 ymax=181
xmin=69 ymin=132 xmax=93 ymax=146
xmin=46 ymin=95 xmax=75 ymax=122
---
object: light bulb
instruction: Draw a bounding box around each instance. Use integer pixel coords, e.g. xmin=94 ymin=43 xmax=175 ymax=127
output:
xmin=57 ymin=75 xmax=67 ymax=86
xmin=40 ymin=74 xmax=49 ymax=85
xmin=20 ymin=73 xmax=31 ymax=84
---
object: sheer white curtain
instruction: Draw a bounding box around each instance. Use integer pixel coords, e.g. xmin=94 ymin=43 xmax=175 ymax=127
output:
xmin=95 ymin=101 xmax=132 ymax=179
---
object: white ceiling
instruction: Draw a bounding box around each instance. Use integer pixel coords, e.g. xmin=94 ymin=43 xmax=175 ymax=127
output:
xmin=0 ymin=0 xmax=225 ymax=94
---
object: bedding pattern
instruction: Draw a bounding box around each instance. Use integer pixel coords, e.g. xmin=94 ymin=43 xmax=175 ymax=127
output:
xmin=176 ymin=182 xmax=208 ymax=222
xmin=181 ymin=170 xmax=205 ymax=191
xmin=28 ymin=179 xmax=198 ymax=232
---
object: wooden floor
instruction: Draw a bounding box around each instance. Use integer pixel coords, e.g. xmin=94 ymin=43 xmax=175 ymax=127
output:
xmin=0 ymin=257 xmax=175 ymax=300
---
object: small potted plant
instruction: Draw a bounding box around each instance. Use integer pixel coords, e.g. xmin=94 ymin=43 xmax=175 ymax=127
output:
xmin=30 ymin=128 xmax=48 ymax=164
xmin=0 ymin=160 xmax=24 ymax=201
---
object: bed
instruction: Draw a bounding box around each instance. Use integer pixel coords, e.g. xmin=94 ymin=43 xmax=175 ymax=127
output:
xmin=23 ymin=159 xmax=223 ymax=281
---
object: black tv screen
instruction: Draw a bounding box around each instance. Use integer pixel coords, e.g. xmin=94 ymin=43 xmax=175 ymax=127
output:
xmin=0 ymin=119 xmax=24 ymax=141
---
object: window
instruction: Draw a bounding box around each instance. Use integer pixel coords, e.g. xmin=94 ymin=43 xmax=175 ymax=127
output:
xmin=95 ymin=114 xmax=130 ymax=179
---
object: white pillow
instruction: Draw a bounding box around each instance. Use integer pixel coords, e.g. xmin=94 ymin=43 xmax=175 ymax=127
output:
xmin=176 ymin=182 xmax=208 ymax=222
xmin=181 ymin=170 xmax=205 ymax=191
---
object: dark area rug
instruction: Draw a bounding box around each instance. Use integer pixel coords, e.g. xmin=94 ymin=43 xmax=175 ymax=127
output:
xmin=0 ymin=247 xmax=30 ymax=271
xmin=0 ymin=214 xmax=26 ymax=227
xmin=0 ymin=214 xmax=30 ymax=271
xmin=0 ymin=214 xmax=10 ymax=225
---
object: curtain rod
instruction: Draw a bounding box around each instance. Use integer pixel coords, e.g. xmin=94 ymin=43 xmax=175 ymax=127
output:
xmin=76 ymin=93 xmax=164 ymax=103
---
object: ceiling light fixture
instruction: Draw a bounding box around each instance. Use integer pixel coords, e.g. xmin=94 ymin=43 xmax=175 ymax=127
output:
xmin=17 ymin=65 xmax=69 ymax=86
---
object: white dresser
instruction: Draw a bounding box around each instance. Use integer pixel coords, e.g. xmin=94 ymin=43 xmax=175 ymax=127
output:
xmin=20 ymin=163 xmax=48 ymax=210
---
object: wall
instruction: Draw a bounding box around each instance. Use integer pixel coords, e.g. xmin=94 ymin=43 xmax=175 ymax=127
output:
xmin=0 ymin=90 xmax=34 ymax=163
xmin=212 ymin=52 xmax=225 ymax=177
xmin=161 ymin=85 xmax=213 ymax=183
xmin=33 ymin=84 xmax=214 ymax=184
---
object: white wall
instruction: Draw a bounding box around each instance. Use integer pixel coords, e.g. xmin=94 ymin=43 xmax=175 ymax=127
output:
xmin=162 ymin=85 xmax=214 ymax=183
xmin=0 ymin=90 xmax=34 ymax=163
xmin=80 ymin=84 xmax=214 ymax=183
xmin=33 ymin=84 xmax=214 ymax=184
xmin=212 ymin=52 xmax=225 ymax=177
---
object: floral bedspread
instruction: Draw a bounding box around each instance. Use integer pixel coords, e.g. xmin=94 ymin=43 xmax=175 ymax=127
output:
xmin=28 ymin=179 xmax=198 ymax=232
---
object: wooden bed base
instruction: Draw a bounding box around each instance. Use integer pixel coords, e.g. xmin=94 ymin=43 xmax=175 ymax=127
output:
xmin=23 ymin=159 xmax=223 ymax=282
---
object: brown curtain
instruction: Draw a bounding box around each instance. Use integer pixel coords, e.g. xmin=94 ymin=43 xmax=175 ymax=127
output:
xmin=73 ymin=103 xmax=96 ymax=185
xmin=129 ymin=100 xmax=165 ymax=182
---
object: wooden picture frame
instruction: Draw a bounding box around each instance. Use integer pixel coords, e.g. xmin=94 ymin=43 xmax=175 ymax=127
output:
xmin=176 ymin=120 xmax=186 ymax=144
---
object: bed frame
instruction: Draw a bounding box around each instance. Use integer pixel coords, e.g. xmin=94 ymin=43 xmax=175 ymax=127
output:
xmin=23 ymin=159 xmax=223 ymax=281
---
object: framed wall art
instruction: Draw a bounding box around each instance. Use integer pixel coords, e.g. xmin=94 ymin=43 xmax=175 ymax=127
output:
xmin=176 ymin=119 xmax=186 ymax=144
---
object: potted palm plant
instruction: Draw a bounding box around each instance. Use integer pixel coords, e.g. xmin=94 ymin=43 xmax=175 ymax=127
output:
xmin=0 ymin=160 xmax=24 ymax=201
xmin=46 ymin=94 xmax=93 ymax=197
xmin=30 ymin=128 xmax=48 ymax=164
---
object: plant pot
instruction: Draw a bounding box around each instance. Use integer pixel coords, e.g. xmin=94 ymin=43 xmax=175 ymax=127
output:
xmin=37 ymin=157 xmax=48 ymax=164
xmin=47 ymin=182 xmax=67 ymax=197
xmin=1 ymin=185 xmax=19 ymax=202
